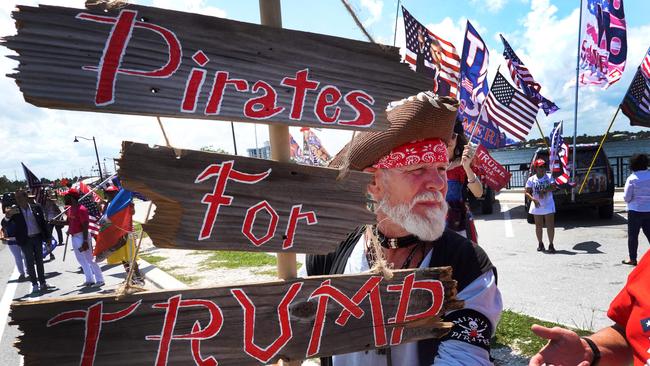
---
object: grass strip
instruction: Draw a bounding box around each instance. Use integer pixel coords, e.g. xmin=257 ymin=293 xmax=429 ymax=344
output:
xmin=493 ymin=309 xmax=592 ymax=356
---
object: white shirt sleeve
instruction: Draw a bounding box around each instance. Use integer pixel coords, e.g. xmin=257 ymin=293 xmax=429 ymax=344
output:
xmin=623 ymin=175 xmax=634 ymax=203
xmin=432 ymin=270 xmax=502 ymax=365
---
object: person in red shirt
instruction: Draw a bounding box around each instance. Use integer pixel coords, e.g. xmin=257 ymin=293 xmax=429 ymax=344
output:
xmin=62 ymin=189 xmax=105 ymax=287
xmin=527 ymin=256 xmax=650 ymax=364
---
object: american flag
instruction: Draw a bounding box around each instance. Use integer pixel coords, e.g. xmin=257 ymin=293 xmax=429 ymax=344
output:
xmin=500 ymin=34 xmax=558 ymax=116
xmin=78 ymin=194 xmax=101 ymax=237
xmin=642 ymin=47 xmax=650 ymax=80
xmin=549 ymin=121 xmax=570 ymax=185
xmin=620 ymin=67 xmax=650 ymax=127
xmin=21 ymin=162 xmax=46 ymax=206
xmin=402 ymin=6 xmax=460 ymax=97
xmin=483 ymin=72 xmax=540 ymax=141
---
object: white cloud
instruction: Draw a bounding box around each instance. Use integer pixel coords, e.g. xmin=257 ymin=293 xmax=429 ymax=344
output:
xmin=500 ymin=0 xmax=650 ymax=139
xmin=359 ymin=0 xmax=383 ymax=27
xmin=471 ymin=0 xmax=508 ymax=13
xmin=151 ymin=0 xmax=226 ymax=18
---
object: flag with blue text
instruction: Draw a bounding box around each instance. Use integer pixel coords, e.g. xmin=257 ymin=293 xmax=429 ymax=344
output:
xmin=458 ymin=21 xmax=492 ymax=146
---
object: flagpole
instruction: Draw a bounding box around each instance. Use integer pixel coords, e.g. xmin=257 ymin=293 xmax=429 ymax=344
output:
xmin=392 ymin=0 xmax=401 ymax=46
xmin=571 ymin=0 xmax=584 ymax=202
xmin=578 ymin=58 xmax=644 ymax=194
xmin=578 ymin=106 xmax=621 ymax=194
xmin=534 ymin=119 xmax=549 ymax=148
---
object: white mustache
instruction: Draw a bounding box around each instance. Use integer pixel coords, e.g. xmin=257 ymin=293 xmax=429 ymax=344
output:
xmin=409 ymin=191 xmax=445 ymax=208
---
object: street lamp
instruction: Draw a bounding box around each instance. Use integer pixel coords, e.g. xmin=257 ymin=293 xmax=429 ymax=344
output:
xmin=73 ymin=135 xmax=103 ymax=180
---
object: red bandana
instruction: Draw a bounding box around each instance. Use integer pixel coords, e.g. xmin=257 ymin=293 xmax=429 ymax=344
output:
xmin=373 ymin=138 xmax=448 ymax=169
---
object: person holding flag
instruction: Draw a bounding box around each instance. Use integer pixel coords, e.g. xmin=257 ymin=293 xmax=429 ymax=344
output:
xmin=445 ymin=120 xmax=482 ymax=242
xmin=54 ymin=189 xmax=105 ymax=287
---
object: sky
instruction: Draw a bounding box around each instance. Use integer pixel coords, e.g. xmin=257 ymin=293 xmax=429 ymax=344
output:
xmin=0 ymin=0 xmax=649 ymax=180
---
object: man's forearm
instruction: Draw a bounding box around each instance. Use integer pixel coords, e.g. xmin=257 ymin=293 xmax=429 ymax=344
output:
xmin=588 ymin=324 xmax=632 ymax=365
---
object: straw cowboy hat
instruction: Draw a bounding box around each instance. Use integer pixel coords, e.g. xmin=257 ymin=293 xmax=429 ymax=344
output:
xmin=330 ymin=91 xmax=459 ymax=172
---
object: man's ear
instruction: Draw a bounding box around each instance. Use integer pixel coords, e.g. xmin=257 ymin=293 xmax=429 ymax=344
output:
xmin=363 ymin=167 xmax=381 ymax=197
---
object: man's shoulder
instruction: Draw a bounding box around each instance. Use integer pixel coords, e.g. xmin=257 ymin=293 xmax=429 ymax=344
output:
xmin=430 ymin=230 xmax=495 ymax=291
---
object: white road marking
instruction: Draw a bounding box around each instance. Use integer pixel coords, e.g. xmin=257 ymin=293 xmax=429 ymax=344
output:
xmin=0 ymin=268 xmax=19 ymax=344
xmin=502 ymin=203 xmax=514 ymax=238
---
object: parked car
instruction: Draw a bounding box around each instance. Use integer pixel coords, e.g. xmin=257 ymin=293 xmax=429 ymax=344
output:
xmin=524 ymin=144 xmax=615 ymax=223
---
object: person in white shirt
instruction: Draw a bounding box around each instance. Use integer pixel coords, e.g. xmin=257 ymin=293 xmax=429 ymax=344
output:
xmin=622 ymin=153 xmax=650 ymax=266
xmin=525 ymin=159 xmax=557 ymax=253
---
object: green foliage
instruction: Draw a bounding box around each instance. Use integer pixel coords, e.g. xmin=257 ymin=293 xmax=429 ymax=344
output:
xmin=493 ymin=310 xmax=591 ymax=356
xmin=199 ymin=251 xmax=276 ymax=269
xmin=0 ymin=176 xmax=25 ymax=194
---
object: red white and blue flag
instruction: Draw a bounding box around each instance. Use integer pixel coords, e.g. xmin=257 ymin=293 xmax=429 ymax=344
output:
xmin=401 ymin=6 xmax=460 ymax=98
xmin=579 ymin=0 xmax=627 ymax=88
xmin=483 ymin=72 xmax=539 ymax=141
xmin=549 ymin=121 xmax=571 ymax=185
xmin=620 ymin=63 xmax=650 ymax=128
xmin=500 ymin=34 xmax=559 ymax=116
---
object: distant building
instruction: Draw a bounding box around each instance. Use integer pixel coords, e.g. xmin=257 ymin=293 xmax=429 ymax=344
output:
xmin=247 ymin=141 xmax=271 ymax=159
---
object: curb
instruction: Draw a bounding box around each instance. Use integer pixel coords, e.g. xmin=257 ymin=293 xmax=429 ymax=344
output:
xmin=138 ymin=259 xmax=188 ymax=290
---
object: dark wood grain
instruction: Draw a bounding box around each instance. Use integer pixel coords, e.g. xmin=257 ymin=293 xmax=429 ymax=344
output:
xmin=11 ymin=267 xmax=461 ymax=366
xmin=3 ymin=4 xmax=433 ymax=131
xmin=118 ymin=141 xmax=375 ymax=254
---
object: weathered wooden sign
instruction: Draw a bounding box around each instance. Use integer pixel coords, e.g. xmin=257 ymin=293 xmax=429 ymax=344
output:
xmin=12 ymin=268 xmax=461 ymax=366
xmin=3 ymin=3 xmax=433 ymax=131
xmin=118 ymin=141 xmax=374 ymax=254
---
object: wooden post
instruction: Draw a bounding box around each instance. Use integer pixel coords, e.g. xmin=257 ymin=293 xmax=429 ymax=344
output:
xmin=259 ymin=0 xmax=297 ymax=278
xmin=260 ymin=3 xmax=298 ymax=364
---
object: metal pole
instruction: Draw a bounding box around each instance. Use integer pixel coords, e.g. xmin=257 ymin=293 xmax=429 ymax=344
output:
xmin=571 ymin=0 xmax=584 ymax=201
xmin=92 ymin=136 xmax=103 ymax=180
xmin=392 ymin=0 xmax=401 ymax=46
xmin=259 ymin=0 xmax=297 ymax=282
xmin=230 ymin=122 xmax=238 ymax=155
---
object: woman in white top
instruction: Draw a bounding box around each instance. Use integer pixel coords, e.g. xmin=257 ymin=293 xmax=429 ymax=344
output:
xmin=622 ymin=153 xmax=650 ymax=266
xmin=525 ymin=159 xmax=557 ymax=253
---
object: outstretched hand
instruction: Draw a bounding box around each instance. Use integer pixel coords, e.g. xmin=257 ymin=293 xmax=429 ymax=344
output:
xmin=528 ymin=324 xmax=592 ymax=366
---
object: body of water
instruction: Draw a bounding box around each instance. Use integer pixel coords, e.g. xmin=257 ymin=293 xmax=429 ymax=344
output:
xmin=490 ymin=139 xmax=650 ymax=166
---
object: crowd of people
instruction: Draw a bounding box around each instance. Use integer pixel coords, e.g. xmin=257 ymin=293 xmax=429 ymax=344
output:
xmin=0 ymin=185 xmax=143 ymax=295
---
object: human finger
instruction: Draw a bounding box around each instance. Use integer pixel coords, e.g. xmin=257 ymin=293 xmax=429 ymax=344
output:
xmin=528 ymin=353 xmax=544 ymax=366
xmin=530 ymin=324 xmax=564 ymax=341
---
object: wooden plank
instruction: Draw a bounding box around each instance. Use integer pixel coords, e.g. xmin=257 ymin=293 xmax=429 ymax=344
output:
xmin=117 ymin=141 xmax=374 ymax=254
xmin=3 ymin=4 xmax=433 ymax=131
xmin=11 ymin=268 xmax=462 ymax=366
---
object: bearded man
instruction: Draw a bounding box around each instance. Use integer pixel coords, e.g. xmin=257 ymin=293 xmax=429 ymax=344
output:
xmin=304 ymin=92 xmax=502 ymax=365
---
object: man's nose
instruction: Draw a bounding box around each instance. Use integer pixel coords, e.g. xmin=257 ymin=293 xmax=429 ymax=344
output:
xmin=424 ymin=170 xmax=446 ymax=192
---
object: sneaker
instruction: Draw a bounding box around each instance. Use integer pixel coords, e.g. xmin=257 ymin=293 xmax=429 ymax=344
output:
xmin=79 ymin=282 xmax=95 ymax=287
xmin=39 ymin=283 xmax=55 ymax=292
xmin=537 ymin=243 xmax=545 ymax=252
xmin=547 ymin=245 xmax=556 ymax=254
xmin=92 ymin=281 xmax=105 ymax=288
xmin=17 ymin=274 xmax=27 ymax=282
xmin=30 ymin=284 xmax=40 ymax=294
xmin=622 ymin=259 xmax=637 ymax=266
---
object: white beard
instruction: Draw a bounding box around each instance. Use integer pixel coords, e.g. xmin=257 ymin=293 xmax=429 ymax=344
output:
xmin=378 ymin=191 xmax=448 ymax=241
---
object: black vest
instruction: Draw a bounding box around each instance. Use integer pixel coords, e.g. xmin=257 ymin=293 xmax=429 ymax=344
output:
xmin=306 ymin=227 xmax=496 ymax=366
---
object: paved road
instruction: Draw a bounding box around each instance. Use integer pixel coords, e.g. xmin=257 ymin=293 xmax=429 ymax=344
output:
xmin=475 ymin=197 xmax=645 ymax=331
xmin=0 ymin=222 xmax=156 ymax=365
